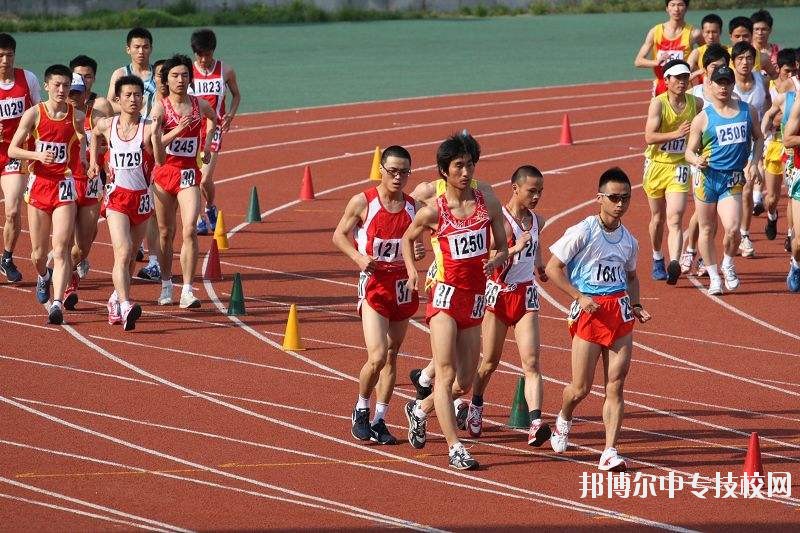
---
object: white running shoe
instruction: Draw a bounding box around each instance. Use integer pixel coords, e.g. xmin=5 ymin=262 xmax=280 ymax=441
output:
xmin=721 ymin=264 xmax=740 ymax=291
xmin=598 ymin=447 xmax=627 ymax=472
xmin=707 ymin=278 xmax=723 ymax=296
xmin=179 ymin=289 xmax=201 ymax=309
xmin=158 ymin=284 xmax=173 ymax=306
xmin=550 ymin=413 xmax=571 ymax=453
xmin=678 ymin=251 xmax=695 ymax=275
xmin=739 ymin=234 xmax=755 ymax=258
xmin=76 ymin=258 xmax=90 ymax=279
xmin=107 ymin=294 xmax=122 ymax=325
xmin=466 ymin=403 xmax=483 ymax=438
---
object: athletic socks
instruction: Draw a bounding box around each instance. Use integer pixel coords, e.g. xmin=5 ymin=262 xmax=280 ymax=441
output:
xmin=753 ymin=190 xmax=763 ymax=204
xmin=685 ymin=247 xmax=696 ymax=255
xmin=471 ymin=394 xmax=483 ymax=407
xmin=652 ymin=251 xmax=664 ymax=261
xmin=722 ymin=254 xmax=734 ymax=268
xmin=355 ymin=395 xmax=369 ymax=410
xmin=413 ymin=401 xmax=427 ymax=420
xmin=110 ymin=290 xmax=119 ymax=302
xmin=120 ymin=300 xmax=131 ymax=316
xmin=39 ymin=269 xmax=52 ymax=282
xmin=181 ymin=284 xmax=192 ymax=296
xmin=706 ymin=264 xmax=720 ymax=281
xmin=418 ymin=369 xmax=432 ymax=388
xmin=148 ymin=255 xmax=158 ymax=267
xmin=372 ymin=402 xmax=388 ymax=424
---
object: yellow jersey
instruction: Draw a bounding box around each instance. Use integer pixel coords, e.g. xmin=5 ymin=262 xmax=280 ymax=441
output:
xmin=645 ymin=92 xmax=697 ymax=164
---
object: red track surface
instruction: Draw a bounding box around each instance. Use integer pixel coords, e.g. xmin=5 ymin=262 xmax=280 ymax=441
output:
xmin=1 ymin=79 xmax=799 ymax=531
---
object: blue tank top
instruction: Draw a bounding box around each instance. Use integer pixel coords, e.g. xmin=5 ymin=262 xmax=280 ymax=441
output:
xmin=702 ymin=100 xmax=751 ymax=171
xmin=125 ymin=63 xmax=156 ymax=118
xmin=781 ymin=91 xmax=796 ymax=136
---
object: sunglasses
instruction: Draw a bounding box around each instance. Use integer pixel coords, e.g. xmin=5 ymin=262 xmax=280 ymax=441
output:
xmin=599 ymin=193 xmax=631 ymax=203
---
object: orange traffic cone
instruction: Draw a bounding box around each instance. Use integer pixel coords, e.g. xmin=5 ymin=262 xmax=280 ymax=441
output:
xmin=369 ymin=146 xmax=381 ymax=181
xmin=300 ymin=165 xmax=315 ymax=200
xmin=282 ymin=304 xmax=304 ymax=350
xmin=743 ymin=432 xmax=765 ymax=480
xmin=559 ymin=114 xmax=573 ymax=145
xmin=213 ymin=211 xmax=229 ymax=251
xmin=203 ymin=239 xmax=222 ymax=281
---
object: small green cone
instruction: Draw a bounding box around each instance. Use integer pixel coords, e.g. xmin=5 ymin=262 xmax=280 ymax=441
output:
xmin=227 ymin=273 xmax=246 ymax=316
xmin=246 ymin=186 xmax=262 ymax=223
xmin=507 ymin=376 xmax=531 ymax=428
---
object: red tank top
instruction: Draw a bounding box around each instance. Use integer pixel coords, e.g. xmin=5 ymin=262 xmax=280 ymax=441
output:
xmin=431 ymin=189 xmax=491 ymax=291
xmin=191 ymin=60 xmax=225 ymax=118
xmin=0 ymin=68 xmax=34 ymax=155
xmin=353 ymin=187 xmax=416 ymax=273
xmin=31 ymin=103 xmax=80 ymax=180
xmin=162 ymin=95 xmax=203 ymax=169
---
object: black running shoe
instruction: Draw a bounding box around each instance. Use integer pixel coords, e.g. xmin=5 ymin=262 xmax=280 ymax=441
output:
xmin=449 ymin=445 xmax=479 ymax=470
xmin=409 ymin=368 xmax=432 ymax=399
xmin=455 ymin=401 xmax=468 ymax=430
xmin=752 ymin=202 xmax=765 ymax=216
xmin=351 ymin=407 xmax=371 ymax=441
xmin=0 ymin=257 xmax=22 ymax=283
xmin=135 ymin=245 xmax=145 ymax=262
xmin=404 ymin=400 xmax=426 ymax=449
xmin=48 ymin=303 xmax=63 ymax=325
xmin=765 ymin=218 xmax=778 ymax=240
xmin=786 ymin=235 xmax=793 ymax=254
xmin=369 ymin=419 xmax=397 ymax=445
xmin=666 ymin=259 xmax=681 ymax=286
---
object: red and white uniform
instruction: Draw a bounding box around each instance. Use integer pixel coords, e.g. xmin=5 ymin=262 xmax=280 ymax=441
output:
xmin=354 ymin=187 xmax=418 ymax=321
xmin=0 ymin=68 xmax=36 ymax=175
xmin=485 ymin=208 xmax=540 ymax=326
xmin=25 ymin=103 xmax=79 ymax=214
xmin=102 ymin=116 xmax=154 ymax=226
xmin=153 ymin=95 xmax=203 ymax=195
xmin=426 ymin=189 xmax=491 ymax=329
xmin=71 ymin=99 xmax=103 ymax=206
xmin=190 ymin=60 xmax=225 ymax=153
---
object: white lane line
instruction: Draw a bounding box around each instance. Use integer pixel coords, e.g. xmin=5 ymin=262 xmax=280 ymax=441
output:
xmin=0 ymin=354 xmax=157 ymax=385
xmin=0 ymin=318 xmax=59 ymax=331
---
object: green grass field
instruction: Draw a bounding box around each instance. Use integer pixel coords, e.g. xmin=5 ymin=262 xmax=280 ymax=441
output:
xmin=12 ymin=7 xmax=800 ymax=112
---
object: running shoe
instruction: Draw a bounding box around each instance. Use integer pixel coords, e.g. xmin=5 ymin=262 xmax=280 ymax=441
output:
xmin=137 ymin=262 xmax=161 ymax=281
xmin=598 ymin=447 xmax=628 ymax=472
xmin=787 ymin=264 xmax=800 ymax=293
xmin=76 ymin=258 xmax=90 ymax=279
xmin=786 ymin=235 xmax=794 ymax=254
xmin=695 ymin=258 xmax=707 ymax=277
xmin=721 ymin=264 xmax=740 ymax=291
xmin=707 ymin=278 xmax=723 ymax=296
xmin=196 ymin=215 xmax=210 ymax=236
xmin=179 ymin=290 xmax=201 ymax=309
xmin=158 ymin=284 xmax=173 ymax=306
xmin=351 ymin=407 xmax=371 ymax=441
xmin=752 ymin=202 xmax=765 ymax=216
xmin=369 ymin=419 xmax=398 ymax=445
xmin=739 ymin=234 xmax=755 ymax=258
xmin=47 ymin=301 xmax=63 ymax=325
xmin=466 ymin=403 xmax=483 ymax=438
xmin=527 ymin=419 xmax=552 ymax=447
xmin=206 ymin=205 xmax=218 ymax=232
xmin=678 ymin=251 xmax=695 ymax=275
xmin=107 ymin=295 xmax=122 ymax=325
xmin=408 ymin=368 xmax=432 ymax=400
xmin=448 ymin=443 xmax=478 ymax=471
xmin=550 ymin=413 xmax=571 ymax=453
xmin=35 ymin=268 xmax=52 ymax=304
xmin=455 ymin=400 xmax=468 ymax=430
xmin=404 ymin=400 xmax=427 ymax=449
xmin=135 ymin=245 xmax=145 ymax=262
xmin=122 ymin=302 xmax=142 ymax=331
xmin=666 ymin=259 xmax=680 ymax=286
xmin=651 ymin=258 xmax=668 ymax=281
xmin=765 ymin=217 xmax=778 ymax=240
xmin=0 ymin=256 xmax=22 ymax=283
xmin=63 ymin=272 xmax=79 ymax=310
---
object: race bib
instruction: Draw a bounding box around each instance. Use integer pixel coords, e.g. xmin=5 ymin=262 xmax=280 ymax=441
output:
xmin=657 ymin=49 xmax=685 ymax=62
xmin=166 ymin=137 xmax=198 ymax=157
xmin=618 ymin=295 xmax=635 ymax=323
xmin=470 ymin=294 xmax=486 ymax=319
xmin=715 ymin=122 xmax=748 ymax=147
xmin=726 ymin=171 xmax=744 ymax=189
xmin=179 ymin=168 xmax=196 ymax=188
xmin=484 ymin=280 xmax=501 ymax=308
xmin=567 ymin=299 xmax=582 ymax=326
xmin=525 ymin=284 xmax=540 ymax=311
xmin=111 ymin=150 xmax=142 ymax=170
xmin=137 ymin=191 xmax=153 ymax=215
xmin=0 ymin=97 xmax=25 ymax=120
xmin=58 ymin=178 xmax=76 ymax=202
xmin=395 ymin=279 xmax=412 ymax=305
xmin=3 ymin=158 xmax=21 ymax=173
xmin=592 ymin=260 xmax=624 ymax=287
xmin=36 ymin=141 xmax=68 ymax=164
xmin=448 ymin=229 xmax=487 ymax=260
xmin=674 ymin=165 xmax=690 ymax=185
xmin=660 ymin=137 xmax=686 ymax=154
xmin=515 ymin=237 xmax=536 ymax=263
xmin=193 ymin=78 xmax=224 ymax=96
xmin=373 ymin=238 xmax=402 ymax=263
xmin=85 ymin=176 xmax=102 ymax=199
xmin=357 ymin=271 xmax=369 ymax=299
xmin=431 ymin=282 xmax=455 ymax=309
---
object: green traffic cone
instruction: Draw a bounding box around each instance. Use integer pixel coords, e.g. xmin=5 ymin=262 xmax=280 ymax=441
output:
xmin=507 ymin=376 xmax=530 ymax=428
xmin=227 ymin=273 xmax=246 ymax=316
xmin=246 ymin=186 xmax=262 ymax=223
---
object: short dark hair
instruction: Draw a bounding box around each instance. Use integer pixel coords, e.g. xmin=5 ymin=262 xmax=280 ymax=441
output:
xmin=0 ymin=33 xmax=16 ymax=52
xmin=731 ymin=41 xmax=757 ymax=61
xmin=44 ymin=64 xmax=72 ymax=82
xmin=381 ymin=145 xmax=411 ymax=166
xmin=664 ymin=0 xmax=688 ymax=6
xmin=436 ymin=132 xmax=480 ymax=178
xmin=126 ymin=27 xmax=153 ymax=46
xmin=729 ymin=16 xmax=753 ymax=35
xmin=510 ymin=165 xmax=543 ymax=185
xmin=153 ymin=58 xmax=166 ymax=71
xmin=160 ymin=54 xmax=193 ymax=86
xmin=115 ymin=75 xmax=144 ymax=98
xmin=777 ymin=49 xmax=797 ymax=70
xmin=190 ymin=28 xmax=217 ymax=54
xmin=701 ymin=14 xmax=722 ymax=30
xmin=69 ymin=55 xmax=98 ymax=75
xmin=598 ymin=167 xmax=631 ymax=190
xmin=750 ymin=9 xmax=773 ymax=29
xmin=703 ymin=43 xmax=730 ymax=67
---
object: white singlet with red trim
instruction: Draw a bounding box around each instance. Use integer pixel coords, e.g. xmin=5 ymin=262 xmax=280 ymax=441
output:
xmin=498 ymin=207 xmax=539 ymax=286
xmin=108 ymin=116 xmax=148 ymax=190
xmin=353 ymin=187 xmax=416 ymax=273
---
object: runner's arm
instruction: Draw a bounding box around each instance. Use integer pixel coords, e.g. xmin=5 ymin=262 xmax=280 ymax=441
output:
xmin=760 ymin=95 xmax=782 ymax=138
xmin=747 ymin=104 xmax=764 ymax=184
xmin=634 ymin=28 xmax=659 ymax=69
xmin=74 ymin=109 xmax=88 ymax=169
xmin=7 ymin=106 xmax=47 ymax=162
xmin=106 ymin=68 xmax=122 ymax=102
xmin=484 ymin=195 xmax=508 ymax=276
xmin=198 ymin=98 xmax=218 ymax=162
xmin=88 ymin=117 xmax=111 ymax=178
xmin=644 ymin=97 xmax=674 ymax=145
xmin=401 ymin=205 xmax=437 ymax=291
xmin=24 ymin=70 xmax=41 ymax=104
xmin=92 ymin=96 xmax=114 ymax=118
xmin=332 ymin=193 xmax=374 ymax=272
xmin=534 ymin=213 xmax=547 ymax=281
xmin=147 ymin=117 xmax=166 ymax=166
xmin=626 ymin=270 xmax=651 ymax=323
xmin=684 ymin=111 xmax=708 ymax=167
xmin=222 ymin=65 xmax=240 ymax=132
xmin=783 ymin=99 xmax=800 ymax=148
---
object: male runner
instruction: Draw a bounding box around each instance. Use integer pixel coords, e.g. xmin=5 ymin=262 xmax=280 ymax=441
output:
xmin=546 ymin=167 xmax=651 ymax=472
xmin=685 ymin=65 xmax=763 ymax=295
xmin=464 ymin=165 xmax=551 ymax=446
xmin=149 ymin=54 xmax=216 ymax=309
xmin=780 ymin=72 xmax=800 ymax=291
xmin=687 ymin=13 xmax=723 ymax=83
xmin=0 ymin=33 xmax=40 ymax=283
xmin=402 ymin=133 xmax=508 ymax=470
xmin=91 ymin=75 xmax=163 ymax=329
xmin=333 ymin=145 xmax=423 ymax=445
xmin=643 ymin=59 xmax=700 ymax=284
xmin=188 ymin=28 xmax=241 ymax=235
xmin=727 ymin=16 xmax=778 ymax=80
xmin=8 ymin=64 xmax=85 ymax=324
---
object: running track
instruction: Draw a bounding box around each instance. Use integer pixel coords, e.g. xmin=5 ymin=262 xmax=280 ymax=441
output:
xmin=1 ymin=79 xmax=798 ymax=531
